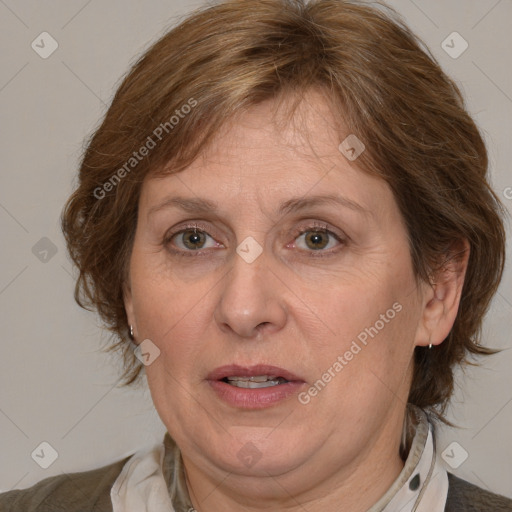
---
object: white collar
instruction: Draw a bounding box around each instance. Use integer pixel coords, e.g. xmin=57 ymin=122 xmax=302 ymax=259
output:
xmin=111 ymin=441 xmax=175 ymax=512
xmin=111 ymin=406 xmax=448 ymax=512
xmin=371 ymin=407 xmax=448 ymax=512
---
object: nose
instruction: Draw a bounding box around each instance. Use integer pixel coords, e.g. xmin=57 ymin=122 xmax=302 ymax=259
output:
xmin=213 ymin=247 xmax=287 ymax=339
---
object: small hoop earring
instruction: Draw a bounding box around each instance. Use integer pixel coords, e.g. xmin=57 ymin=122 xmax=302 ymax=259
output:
xmin=428 ymin=343 xmax=433 ymax=349
xmin=129 ymin=325 xmax=134 ymax=340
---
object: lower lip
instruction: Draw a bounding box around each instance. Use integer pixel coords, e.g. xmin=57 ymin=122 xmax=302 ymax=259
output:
xmin=208 ymin=380 xmax=306 ymax=409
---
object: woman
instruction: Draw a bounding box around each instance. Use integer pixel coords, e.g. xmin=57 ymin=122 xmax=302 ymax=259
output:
xmin=1 ymin=0 xmax=510 ymax=510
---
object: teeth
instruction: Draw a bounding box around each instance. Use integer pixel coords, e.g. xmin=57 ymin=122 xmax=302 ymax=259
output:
xmin=224 ymin=376 xmax=289 ymax=388
xmin=228 ymin=379 xmax=283 ymax=389
xmin=226 ymin=375 xmax=277 ymax=382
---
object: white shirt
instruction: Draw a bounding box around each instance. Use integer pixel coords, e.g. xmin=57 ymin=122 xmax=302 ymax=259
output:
xmin=111 ymin=405 xmax=448 ymax=512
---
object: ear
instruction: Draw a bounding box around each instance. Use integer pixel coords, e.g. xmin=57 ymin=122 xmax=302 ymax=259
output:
xmin=414 ymin=239 xmax=470 ymax=347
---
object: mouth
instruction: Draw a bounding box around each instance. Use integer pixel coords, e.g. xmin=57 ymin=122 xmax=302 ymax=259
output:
xmin=206 ymin=364 xmax=306 ymax=408
xmin=207 ymin=364 xmax=305 ymax=386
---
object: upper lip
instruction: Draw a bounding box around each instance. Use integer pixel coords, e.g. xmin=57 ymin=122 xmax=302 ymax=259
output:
xmin=207 ymin=364 xmax=305 ymax=382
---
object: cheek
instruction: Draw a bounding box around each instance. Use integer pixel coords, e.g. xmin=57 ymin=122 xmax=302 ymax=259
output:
xmin=303 ymin=300 xmax=419 ymax=435
xmin=312 ymin=254 xmax=420 ymax=382
xmin=321 ymin=278 xmax=400 ymax=344
xmin=331 ymin=289 xmax=420 ymax=401
xmin=129 ymin=261 xmax=213 ymax=379
xmin=130 ymin=246 xmax=183 ymax=335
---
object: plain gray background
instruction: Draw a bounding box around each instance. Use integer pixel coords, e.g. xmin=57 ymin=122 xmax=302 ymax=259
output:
xmin=1 ymin=0 xmax=511 ymax=500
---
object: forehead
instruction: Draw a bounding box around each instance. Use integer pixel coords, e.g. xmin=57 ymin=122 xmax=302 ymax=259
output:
xmin=140 ymin=89 xmax=393 ymax=220
xmin=196 ymin=89 xmax=345 ymax=167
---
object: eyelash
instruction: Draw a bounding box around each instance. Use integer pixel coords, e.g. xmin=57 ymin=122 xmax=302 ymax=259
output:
xmin=163 ymin=222 xmax=346 ymax=259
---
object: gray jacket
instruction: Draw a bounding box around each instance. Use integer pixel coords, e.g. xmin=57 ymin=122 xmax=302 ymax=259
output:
xmin=1 ymin=457 xmax=511 ymax=511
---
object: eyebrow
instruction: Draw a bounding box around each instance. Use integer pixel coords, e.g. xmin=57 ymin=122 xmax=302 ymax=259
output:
xmin=148 ymin=193 xmax=371 ymax=218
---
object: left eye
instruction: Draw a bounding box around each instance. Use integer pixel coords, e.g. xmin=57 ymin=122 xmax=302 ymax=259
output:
xmin=293 ymin=227 xmax=342 ymax=252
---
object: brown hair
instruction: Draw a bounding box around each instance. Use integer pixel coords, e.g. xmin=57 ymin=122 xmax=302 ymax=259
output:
xmin=61 ymin=0 xmax=507 ymax=422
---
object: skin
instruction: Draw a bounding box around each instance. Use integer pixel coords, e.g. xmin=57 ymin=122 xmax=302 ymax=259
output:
xmin=124 ymin=88 xmax=469 ymax=512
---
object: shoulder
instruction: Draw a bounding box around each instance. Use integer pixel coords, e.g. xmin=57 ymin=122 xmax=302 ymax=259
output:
xmin=445 ymin=472 xmax=512 ymax=511
xmin=0 ymin=454 xmax=132 ymax=512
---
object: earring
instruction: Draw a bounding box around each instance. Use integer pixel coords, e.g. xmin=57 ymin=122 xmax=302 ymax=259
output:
xmin=428 ymin=343 xmax=433 ymax=349
xmin=129 ymin=325 xmax=134 ymax=340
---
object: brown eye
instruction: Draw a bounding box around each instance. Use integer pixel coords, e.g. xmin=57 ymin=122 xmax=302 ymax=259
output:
xmin=294 ymin=226 xmax=342 ymax=253
xmin=295 ymin=225 xmax=346 ymax=257
xmin=302 ymin=230 xmax=330 ymax=250
xmin=164 ymin=224 xmax=221 ymax=256
xmin=180 ymin=229 xmax=208 ymax=250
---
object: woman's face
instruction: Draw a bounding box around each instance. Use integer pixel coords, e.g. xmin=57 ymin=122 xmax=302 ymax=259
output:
xmin=124 ymin=90 xmax=437 ymax=500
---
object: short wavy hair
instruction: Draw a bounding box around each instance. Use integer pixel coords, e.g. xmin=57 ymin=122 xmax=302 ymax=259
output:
xmin=61 ymin=0 xmax=507 ymax=422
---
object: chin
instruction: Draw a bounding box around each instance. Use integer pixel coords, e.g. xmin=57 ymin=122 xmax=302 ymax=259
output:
xmin=200 ymin=430 xmax=311 ymax=478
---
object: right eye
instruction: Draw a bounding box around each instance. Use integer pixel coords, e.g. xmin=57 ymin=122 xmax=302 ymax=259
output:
xmin=164 ymin=223 xmax=224 ymax=257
